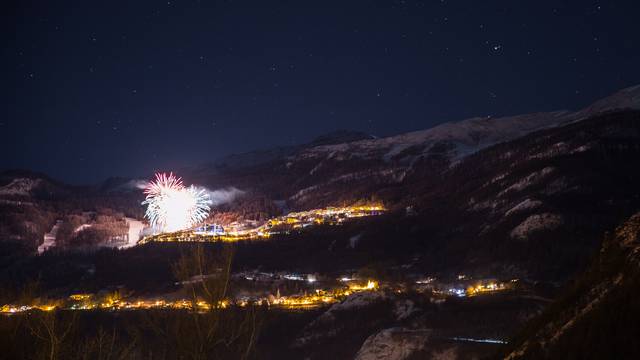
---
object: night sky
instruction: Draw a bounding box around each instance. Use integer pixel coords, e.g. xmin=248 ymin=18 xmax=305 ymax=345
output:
xmin=3 ymin=1 xmax=640 ymax=184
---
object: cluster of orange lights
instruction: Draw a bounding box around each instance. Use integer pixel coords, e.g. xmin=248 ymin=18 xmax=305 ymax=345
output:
xmin=465 ymin=282 xmax=508 ymax=296
xmin=1 ymin=281 xmax=380 ymax=314
xmin=140 ymin=204 xmax=385 ymax=244
xmin=1 ymin=278 xmax=517 ymax=314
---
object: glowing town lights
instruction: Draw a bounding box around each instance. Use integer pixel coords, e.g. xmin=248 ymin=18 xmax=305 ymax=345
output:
xmin=139 ymin=203 xmax=387 ymax=244
xmin=69 ymin=294 xmax=91 ymax=301
xmin=142 ymin=172 xmax=212 ymax=232
xmin=348 ymin=280 xmax=378 ymax=291
xmin=1 ymin=278 xmax=385 ymax=314
xmin=0 ymin=277 xmax=518 ymax=315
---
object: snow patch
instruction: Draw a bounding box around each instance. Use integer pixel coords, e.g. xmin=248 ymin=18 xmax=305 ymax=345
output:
xmin=0 ymin=178 xmax=42 ymax=196
xmin=499 ymin=167 xmax=555 ymax=197
xmin=74 ymin=224 xmax=93 ymax=233
xmin=309 ymin=161 xmax=324 ymax=175
xmin=570 ymin=144 xmax=592 ymax=154
xmin=349 ymin=233 xmax=363 ymax=248
xmin=393 ymin=300 xmax=416 ymax=321
xmin=121 ymin=218 xmax=144 ymax=248
xmin=542 ymin=177 xmax=570 ymax=195
xmin=505 ymin=199 xmax=543 ymax=217
xmin=488 ymin=172 xmax=509 ymax=186
xmin=38 ymin=220 xmax=62 ymax=254
xmin=469 ymin=199 xmax=504 ymax=213
xmin=316 ymin=291 xmax=386 ymax=324
xmin=528 ymin=142 xmax=568 ymax=160
xmin=510 ymin=213 xmax=564 ymax=240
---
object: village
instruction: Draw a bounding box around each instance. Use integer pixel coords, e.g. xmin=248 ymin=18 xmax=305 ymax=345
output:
xmin=138 ymin=204 xmax=386 ymax=244
xmin=1 ymin=271 xmax=517 ymax=314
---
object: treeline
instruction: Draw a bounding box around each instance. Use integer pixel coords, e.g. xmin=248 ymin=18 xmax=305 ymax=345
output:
xmin=0 ymin=202 xmax=58 ymax=250
xmin=56 ymin=209 xmax=130 ymax=248
xmin=0 ymin=187 xmax=144 ymax=251
xmin=211 ymin=192 xmax=281 ymax=223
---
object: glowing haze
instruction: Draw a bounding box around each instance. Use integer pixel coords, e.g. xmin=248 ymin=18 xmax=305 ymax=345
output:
xmin=142 ymin=173 xmax=212 ymax=232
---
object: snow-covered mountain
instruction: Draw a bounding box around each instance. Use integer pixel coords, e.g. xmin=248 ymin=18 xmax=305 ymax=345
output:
xmin=571 ymin=84 xmax=640 ymax=119
xmin=296 ymin=111 xmax=571 ymax=164
xmin=0 ymin=178 xmax=44 ymax=197
xmin=181 ymin=84 xmax=640 ymax=212
xmin=0 ymin=170 xmax=75 ymax=200
xmin=294 ymin=84 xmax=640 ymax=167
xmin=209 ymin=130 xmax=375 ymax=171
xmin=204 ymin=85 xmax=639 ymax=177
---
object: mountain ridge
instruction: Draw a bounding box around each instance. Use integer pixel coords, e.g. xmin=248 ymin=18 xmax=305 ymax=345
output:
xmin=198 ymin=84 xmax=640 ymax=181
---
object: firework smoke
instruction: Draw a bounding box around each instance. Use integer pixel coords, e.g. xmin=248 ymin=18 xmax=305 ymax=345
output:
xmin=206 ymin=187 xmax=245 ymax=206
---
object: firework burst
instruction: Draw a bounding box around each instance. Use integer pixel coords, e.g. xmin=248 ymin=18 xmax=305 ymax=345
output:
xmin=142 ymin=172 xmax=212 ymax=232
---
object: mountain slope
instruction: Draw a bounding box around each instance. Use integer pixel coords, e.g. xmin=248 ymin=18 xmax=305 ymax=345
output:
xmin=297 ymin=111 xmax=570 ymax=163
xmin=3 ymin=85 xmax=640 ymax=267
xmin=186 ymin=85 xmax=640 ymax=212
xmin=399 ymin=110 xmax=640 ymax=280
xmin=211 ymin=110 xmax=640 ymax=284
xmin=196 ymin=130 xmax=375 ymax=172
xmin=501 ymin=212 xmax=640 ymax=359
xmin=571 ymin=84 xmax=640 ymax=119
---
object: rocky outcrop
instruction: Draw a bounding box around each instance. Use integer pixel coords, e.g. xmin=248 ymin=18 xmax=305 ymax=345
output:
xmin=354 ymin=327 xmax=430 ymax=360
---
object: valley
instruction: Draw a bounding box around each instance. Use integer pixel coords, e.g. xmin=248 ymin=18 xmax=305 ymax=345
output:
xmin=1 ymin=85 xmax=639 ymax=359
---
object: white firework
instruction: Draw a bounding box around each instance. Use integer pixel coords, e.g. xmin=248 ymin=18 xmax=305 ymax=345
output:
xmin=185 ymin=185 xmax=211 ymax=225
xmin=142 ymin=173 xmax=212 ymax=232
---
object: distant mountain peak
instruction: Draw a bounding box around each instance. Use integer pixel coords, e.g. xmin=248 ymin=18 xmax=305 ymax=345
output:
xmin=573 ymin=83 xmax=640 ymax=119
xmin=309 ymin=130 xmax=375 ymax=147
xmin=194 ymin=84 xmax=640 ymax=178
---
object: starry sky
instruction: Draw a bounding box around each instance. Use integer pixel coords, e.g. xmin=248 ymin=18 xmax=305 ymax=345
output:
xmin=3 ymin=0 xmax=640 ymax=184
